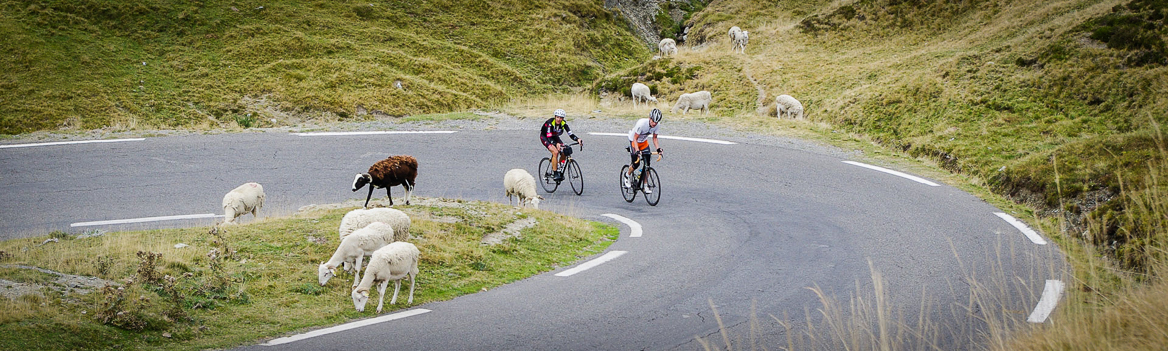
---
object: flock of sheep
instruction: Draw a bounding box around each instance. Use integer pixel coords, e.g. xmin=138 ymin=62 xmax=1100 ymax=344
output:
xmin=210 ymin=24 xmax=805 ymax=315
xmin=218 ymin=153 xmax=550 ymax=314
xmin=642 ymin=25 xmax=804 ymax=120
xmin=219 ymin=156 xmax=424 ymax=313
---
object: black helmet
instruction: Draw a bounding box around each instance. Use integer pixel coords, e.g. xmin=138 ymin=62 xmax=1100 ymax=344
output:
xmin=649 ymin=108 xmax=663 ymax=123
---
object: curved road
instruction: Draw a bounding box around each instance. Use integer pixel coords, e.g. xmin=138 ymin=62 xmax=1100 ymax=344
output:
xmin=0 ymin=125 xmax=1065 ymax=349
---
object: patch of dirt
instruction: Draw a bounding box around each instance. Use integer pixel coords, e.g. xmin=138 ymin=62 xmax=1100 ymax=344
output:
xmin=0 ymin=265 xmax=117 ymax=300
xmin=481 ymin=218 xmax=538 ymax=245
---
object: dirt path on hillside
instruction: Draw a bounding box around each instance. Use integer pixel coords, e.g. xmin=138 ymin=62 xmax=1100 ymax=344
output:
xmin=739 ymin=57 xmax=769 ymax=114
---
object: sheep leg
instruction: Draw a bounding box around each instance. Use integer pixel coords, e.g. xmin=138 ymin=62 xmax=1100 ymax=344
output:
xmin=376 ymin=280 xmax=389 ymax=313
xmin=386 ymin=187 xmax=394 ymax=206
xmin=352 ymin=255 xmax=364 ymax=288
xmin=364 ymin=186 xmax=375 ymax=208
xmin=390 ymin=279 xmax=402 ymax=305
xmin=406 ymin=272 xmax=415 ymax=304
xmin=402 ymin=182 xmax=412 ymax=205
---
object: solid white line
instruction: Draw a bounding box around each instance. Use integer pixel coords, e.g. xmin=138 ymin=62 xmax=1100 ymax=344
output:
xmin=0 ymin=138 xmax=145 ymax=149
xmin=71 ymin=214 xmax=224 ymax=227
xmin=1027 ymin=280 xmax=1065 ymax=323
xmin=842 ymin=161 xmax=940 ymax=186
xmin=555 ymin=251 xmax=627 ymax=277
xmin=994 ymin=212 xmax=1047 ymax=245
xmin=588 ymin=132 xmax=736 ymax=145
xmin=294 ymin=131 xmax=457 ymax=136
xmin=263 ymin=309 xmax=432 ymax=346
xmin=601 ymin=214 xmax=643 ymax=238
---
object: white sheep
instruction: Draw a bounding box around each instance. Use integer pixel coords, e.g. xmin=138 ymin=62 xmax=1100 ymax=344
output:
xmin=222 ymin=182 xmax=265 ymax=224
xmin=672 ymin=90 xmax=713 ymax=115
xmin=338 ymin=207 xmax=411 ymax=272
xmin=318 ymin=222 xmax=395 ymax=287
xmin=352 ymin=242 xmax=420 ymax=313
xmin=658 ymin=38 xmax=677 ymax=56
xmin=729 ymin=26 xmax=749 ymax=54
xmin=504 ymin=169 xmax=542 ymax=209
xmin=339 ymin=207 xmax=411 ymax=242
xmin=630 ymin=83 xmax=658 ymax=108
xmin=775 ymin=94 xmax=804 ymax=119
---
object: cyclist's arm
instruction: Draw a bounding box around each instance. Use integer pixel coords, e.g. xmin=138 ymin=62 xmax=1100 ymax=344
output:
xmin=564 ymin=124 xmax=579 ymax=141
xmin=652 ymin=133 xmax=659 ymax=151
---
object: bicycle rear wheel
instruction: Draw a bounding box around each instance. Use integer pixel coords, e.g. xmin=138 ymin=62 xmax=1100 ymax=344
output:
xmin=619 ymin=165 xmax=636 ymax=202
xmin=567 ymin=159 xmax=583 ymax=195
xmin=643 ymin=167 xmax=661 ymax=206
xmin=538 ymin=158 xmax=558 ymax=193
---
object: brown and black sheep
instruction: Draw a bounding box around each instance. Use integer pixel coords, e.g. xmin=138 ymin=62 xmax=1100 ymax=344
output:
xmin=352 ymin=155 xmax=417 ymax=208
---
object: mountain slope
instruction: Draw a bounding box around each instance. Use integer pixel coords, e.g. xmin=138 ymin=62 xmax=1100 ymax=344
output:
xmin=0 ymin=0 xmax=649 ymax=133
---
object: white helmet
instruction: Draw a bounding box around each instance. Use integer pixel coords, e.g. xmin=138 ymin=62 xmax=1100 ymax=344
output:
xmin=554 ymin=109 xmax=566 ymax=118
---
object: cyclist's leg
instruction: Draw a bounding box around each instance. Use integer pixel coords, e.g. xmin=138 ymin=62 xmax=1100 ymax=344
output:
xmin=546 ymin=142 xmax=560 ymax=173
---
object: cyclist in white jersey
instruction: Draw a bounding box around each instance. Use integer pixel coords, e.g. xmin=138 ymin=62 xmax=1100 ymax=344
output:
xmin=626 ymin=109 xmax=663 ymax=193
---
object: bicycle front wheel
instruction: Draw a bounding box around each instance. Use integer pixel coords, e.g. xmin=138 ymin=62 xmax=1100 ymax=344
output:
xmin=619 ymin=165 xmax=636 ymax=202
xmin=643 ymin=167 xmax=661 ymax=206
xmin=538 ymin=158 xmax=558 ymax=193
xmin=567 ymin=160 xmax=584 ymax=195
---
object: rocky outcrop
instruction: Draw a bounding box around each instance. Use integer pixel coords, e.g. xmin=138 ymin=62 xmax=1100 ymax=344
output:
xmin=604 ymin=0 xmax=697 ymax=46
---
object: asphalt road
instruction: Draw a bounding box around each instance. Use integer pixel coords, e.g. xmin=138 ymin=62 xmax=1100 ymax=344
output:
xmin=0 ymin=126 xmax=1065 ymax=349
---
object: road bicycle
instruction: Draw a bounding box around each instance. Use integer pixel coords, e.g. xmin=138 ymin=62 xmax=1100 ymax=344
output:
xmin=619 ymin=149 xmax=661 ymax=206
xmin=538 ymin=142 xmax=584 ymax=195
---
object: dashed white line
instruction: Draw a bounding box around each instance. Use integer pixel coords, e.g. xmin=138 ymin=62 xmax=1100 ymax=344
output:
xmin=842 ymin=161 xmax=940 ymax=186
xmin=588 ymin=132 xmax=736 ymax=145
xmin=555 ymin=251 xmax=627 ymax=277
xmin=71 ymin=213 xmax=224 ymax=227
xmin=601 ymin=214 xmax=643 ymax=237
xmin=994 ymin=212 xmax=1047 ymax=245
xmin=0 ymin=138 xmax=145 ymax=149
xmin=263 ymin=309 xmax=432 ymax=346
xmin=294 ymin=131 xmax=457 ymax=136
xmin=1027 ymin=280 xmax=1065 ymax=323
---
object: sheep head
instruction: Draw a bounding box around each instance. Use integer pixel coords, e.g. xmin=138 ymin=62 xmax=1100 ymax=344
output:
xmin=352 ymin=288 xmax=371 ymax=312
xmin=318 ymin=262 xmax=336 ymax=286
xmin=352 ymin=173 xmax=373 ymax=192
xmin=528 ymin=195 xmax=544 ymax=209
xmin=648 ymin=96 xmax=658 ymax=103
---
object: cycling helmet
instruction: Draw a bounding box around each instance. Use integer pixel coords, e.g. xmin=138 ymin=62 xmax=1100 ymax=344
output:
xmin=649 ymin=108 xmax=663 ymax=123
xmin=554 ymin=109 xmax=567 ymax=118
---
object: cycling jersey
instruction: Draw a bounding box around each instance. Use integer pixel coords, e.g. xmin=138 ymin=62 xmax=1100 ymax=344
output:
xmin=627 ymin=118 xmax=659 ymax=144
xmin=540 ymin=117 xmax=578 ymax=147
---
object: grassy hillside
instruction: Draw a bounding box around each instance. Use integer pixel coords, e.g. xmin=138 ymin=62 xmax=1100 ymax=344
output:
xmin=0 ymin=0 xmax=649 ymax=134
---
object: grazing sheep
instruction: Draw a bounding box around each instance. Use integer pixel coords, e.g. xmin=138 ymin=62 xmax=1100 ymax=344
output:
xmin=339 ymin=207 xmax=411 ymax=242
xmin=353 ymin=155 xmax=417 ymax=208
xmin=504 ymin=169 xmax=542 ymax=209
xmin=630 ymin=83 xmax=658 ymax=108
xmin=729 ymin=26 xmax=749 ymax=53
xmin=338 ymin=207 xmax=411 ymax=271
xmin=775 ymin=94 xmax=804 ymax=119
xmin=352 ymin=242 xmax=420 ymax=313
xmin=318 ymin=222 xmax=395 ymax=287
xmin=671 ymin=90 xmax=713 ymax=115
xmin=658 ymin=38 xmax=677 ymax=56
xmin=222 ymin=182 xmax=265 ymax=225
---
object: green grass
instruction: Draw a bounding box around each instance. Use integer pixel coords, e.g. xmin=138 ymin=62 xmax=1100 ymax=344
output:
xmin=0 ymin=199 xmax=618 ymax=350
xmin=0 ymin=0 xmax=649 ymax=134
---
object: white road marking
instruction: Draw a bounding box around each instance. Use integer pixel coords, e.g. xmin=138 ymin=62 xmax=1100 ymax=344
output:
xmin=0 ymin=138 xmax=145 ymax=149
xmin=994 ymin=212 xmax=1047 ymax=245
xmin=71 ymin=214 xmax=224 ymax=227
xmin=263 ymin=309 xmax=432 ymax=346
xmin=842 ymin=161 xmax=940 ymax=186
xmin=588 ymin=132 xmax=736 ymax=145
xmin=1027 ymin=280 xmax=1064 ymax=323
xmin=294 ymin=131 xmax=457 ymax=136
xmin=601 ymin=214 xmax=643 ymax=238
xmin=555 ymin=251 xmax=627 ymax=277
